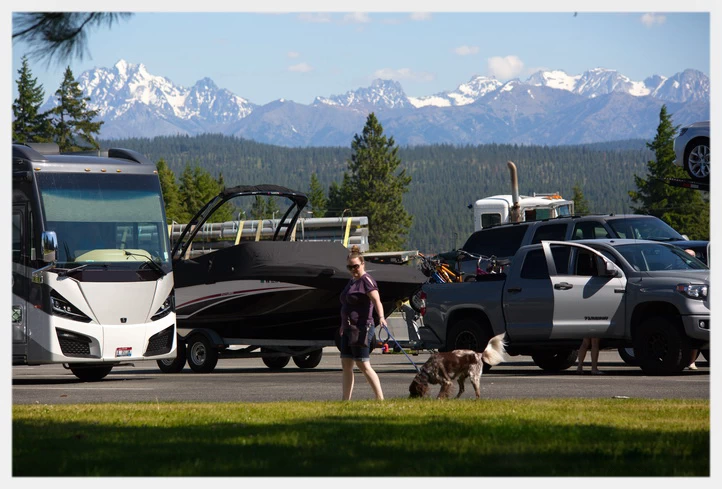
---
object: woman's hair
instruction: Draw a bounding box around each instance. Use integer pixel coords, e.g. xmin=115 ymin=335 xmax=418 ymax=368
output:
xmin=348 ymin=245 xmax=364 ymax=263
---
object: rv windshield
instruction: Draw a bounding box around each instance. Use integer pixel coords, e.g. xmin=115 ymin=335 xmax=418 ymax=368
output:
xmin=36 ymin=172 xmax=170 ymax=271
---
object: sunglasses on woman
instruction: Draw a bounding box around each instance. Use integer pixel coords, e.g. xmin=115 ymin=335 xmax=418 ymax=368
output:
xmin=346 ymin=264 xmax=361 ymax=271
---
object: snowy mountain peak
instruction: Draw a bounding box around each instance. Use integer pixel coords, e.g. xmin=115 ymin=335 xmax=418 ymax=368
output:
xmin=408 ymin=74 xmax=502 ymax=108
xmin=314 ymin=78 xmax=412 ymax=109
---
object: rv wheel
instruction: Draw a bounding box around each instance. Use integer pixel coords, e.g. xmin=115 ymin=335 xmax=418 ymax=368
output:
xmin=292 ymin=349 xmax=323 ymax=369
xmin=157 ymin=336 xmax=187 ymax=373
xmin=69 ymin=365 xmax=114 ymax=382
xmin=186 ymin=334 xmax=219 ymax=373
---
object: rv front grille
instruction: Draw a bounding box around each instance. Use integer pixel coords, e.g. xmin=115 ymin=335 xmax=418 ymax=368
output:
xmin=144 ymin=325 xmax=174 ymax=356
xmin=56 ymin=328 xmax=93 ymax=357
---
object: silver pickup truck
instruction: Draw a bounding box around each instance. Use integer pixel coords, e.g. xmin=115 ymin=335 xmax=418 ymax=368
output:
xmin=417 ymin=239 xmax=710 ymax=375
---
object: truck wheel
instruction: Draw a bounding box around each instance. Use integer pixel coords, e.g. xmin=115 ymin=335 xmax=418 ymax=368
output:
xmin=531 ymin=349 xmax=578 ymax=372
xmin=157 ymin=335 xmax=187 ymax=373
xmin=186 ymin=334 xmax=219 ymax=373
xmin=69 ymin=365 xmax=113 ymax=382
xmin=617 ymin=346 xmax=638 ymax=366
xmin=292 ymin=349 xmax=323 ymax=369
xmin=447 ymin=319 xmax=494 ymax=372
xmin=633 ymin=316 xmax=690 ymax=375
xmin=261 ymin=347 xmax=290 ymax=370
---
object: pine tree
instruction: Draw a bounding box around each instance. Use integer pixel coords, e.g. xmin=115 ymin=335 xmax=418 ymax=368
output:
xmin=48 ymin=66 xmax=103 ymax=151
xmin=12 ymin=56 xmax=53 ymax=143
xmin=344 ymin=112 xmax=412 ymax=251
xmin=156 ymin=159 xmax=184 ymax=224
xmin=249 ymin=196 xmax=268 ymax=220
xmin=327 ymin=174 xmax=352 ymax=217
xmin=629 ymin=106 xmax=710 ymax=240
xmin=571 ymin=183 xmax=591 ymax=215
xmin=307 ymin=173 xmax=328 ymax=217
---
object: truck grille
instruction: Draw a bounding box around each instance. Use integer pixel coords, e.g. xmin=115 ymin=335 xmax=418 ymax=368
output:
xmin=144 ymin=325 xmax=174 ymax=356
xmin=56 ymin=328 xmax=94 ymax=357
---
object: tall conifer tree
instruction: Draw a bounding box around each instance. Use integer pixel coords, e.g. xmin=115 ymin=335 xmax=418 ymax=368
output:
xmin=48 ymin=66 xmax=103 ymax=151
xmin=12 ymin=56 xmax=53 ymax=143
xmin=571 ymin=184 xmax=591 ymax=215
xmin=307 ymin=173 xmax=328 ymax=217
xmin=345 ymin=112 xmax=412 ymax=251
xmin=629 ymin=106 xmax=710 ymax=240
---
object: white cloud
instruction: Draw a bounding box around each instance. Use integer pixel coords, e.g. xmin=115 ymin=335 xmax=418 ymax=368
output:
xmin=297 ymin=13 xmax=332 ymax=23
xmin=373 ymin=68 xmax=434 ymax=82
xmin=641 ymin=13 xmax=666 ymax=27
xmin=454 ymin=45 xmax=479 ymax=56
xmin=288 ymin=63 xmax=313 ymax=73
xmin=487 ymin=55 xmax=525 ymax=80
xmin=287 ymin=51 xmax=300 ymax=59
xmin=343 ymin=12 xmax=371 ymax=24
xmin=410 ymin=12 xmax=431 ymax=21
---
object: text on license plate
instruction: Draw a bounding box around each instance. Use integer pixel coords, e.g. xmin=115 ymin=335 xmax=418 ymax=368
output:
xmin=115 ymin=347 xmax=132 ymax=357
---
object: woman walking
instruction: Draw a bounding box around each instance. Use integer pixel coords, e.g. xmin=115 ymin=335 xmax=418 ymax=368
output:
xmin=339 ymin=245 xmax=386 ymax=400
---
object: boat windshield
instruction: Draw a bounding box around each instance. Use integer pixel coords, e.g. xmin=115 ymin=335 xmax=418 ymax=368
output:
xmin=36 ymin=172 xmax=171 ymax=272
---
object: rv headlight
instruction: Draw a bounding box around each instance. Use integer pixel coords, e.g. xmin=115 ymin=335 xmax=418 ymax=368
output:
xmin=50 ymin=290 xmax=92 ymax=323
xmin=676 ymin=283 xmax=708 ymax=300
xmin=151 ymin=290 xmax=175 ymax=321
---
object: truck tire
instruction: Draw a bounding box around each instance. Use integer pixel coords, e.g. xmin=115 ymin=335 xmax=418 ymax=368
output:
xmin=261 ymin=347 xmax=290 ymax=369
xmin=292 ymin=349 xmax=323 ymax=369
xmin=617 ymin=346 xmax=638 ymax=366
xmin=157 ymin=335 xmax=187 ymax=373
xmin=633 ymin=316 xmax=690 ymax=375
xmin=69 ymin=365 xmax=113 ymax=382
xmin=186 ymin=334 xmax=219 ymax=373
xmin=531 ymin=349 xmax=578 ymax=372
xmin=447 ymin=319 xmax=494 ymax=372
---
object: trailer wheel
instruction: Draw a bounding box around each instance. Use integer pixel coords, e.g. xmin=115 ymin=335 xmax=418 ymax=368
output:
xmin=531 ymin=349 xmax=578 ymax=372
xmin=69 ymin=365 xmax=113 ymax=382
xmin=633 ymin=316 xmax=690 ymax=375
xmin=261 ymin=347 xmax=290 ymax=370
xmin=292 ymin=349 xmax=323 ymax=369
xmin=157 ymin=335 xmax=187 ymax=373
xmin=186 ymin=334 xmax=219 ymax=373
xmin=617 ymin=346 xmax=638 ymax=366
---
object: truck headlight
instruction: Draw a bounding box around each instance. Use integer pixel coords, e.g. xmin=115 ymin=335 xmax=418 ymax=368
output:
xmin=151 ymin=290 xmax=175 ymax=321
xmin=676 ymin=283 xmax=708 ymax=300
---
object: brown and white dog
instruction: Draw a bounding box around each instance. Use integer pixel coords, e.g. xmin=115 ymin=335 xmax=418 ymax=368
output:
xmin=409 ymin=333 xmax=507 ymax=399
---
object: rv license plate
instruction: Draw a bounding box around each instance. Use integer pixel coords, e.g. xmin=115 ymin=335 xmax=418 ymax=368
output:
xmin=115 ymin=347 xmax=132 ymax=357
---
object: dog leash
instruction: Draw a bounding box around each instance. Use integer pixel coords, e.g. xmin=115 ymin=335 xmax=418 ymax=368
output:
xmin=379 ymin=324 xmax=421 ymax=374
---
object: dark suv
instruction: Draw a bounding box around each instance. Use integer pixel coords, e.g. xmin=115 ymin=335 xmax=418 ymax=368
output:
xmin=458 ymin=214 xmax=696 ymax=274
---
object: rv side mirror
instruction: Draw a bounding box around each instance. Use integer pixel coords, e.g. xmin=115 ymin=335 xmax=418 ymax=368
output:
xmin=41 ymin=231 xmax=58 ymax=263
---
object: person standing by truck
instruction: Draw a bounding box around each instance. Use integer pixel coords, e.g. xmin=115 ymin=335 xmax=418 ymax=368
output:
xmin=339 ymin=246 xmax=387 ymax=400
xmin=576 ymin=337 xmax=604 ymax=375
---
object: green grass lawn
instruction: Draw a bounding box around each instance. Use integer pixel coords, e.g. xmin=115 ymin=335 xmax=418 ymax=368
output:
xmin=13 ymin=398 xmax=709 ymax=477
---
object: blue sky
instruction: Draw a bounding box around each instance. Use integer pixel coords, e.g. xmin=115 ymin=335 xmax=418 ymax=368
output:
xmin=8 ymin=3 xmax=716 ymax=106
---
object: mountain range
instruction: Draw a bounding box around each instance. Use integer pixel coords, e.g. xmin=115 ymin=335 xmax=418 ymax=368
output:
xmin=41 ymin=59 xmax=710 ymax=147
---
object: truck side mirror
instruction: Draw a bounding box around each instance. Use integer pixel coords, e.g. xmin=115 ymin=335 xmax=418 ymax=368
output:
xmin=603 ymin=260 xmax=618 ymax=277
xmin=41 ymin=231 xmax=58 ymax=263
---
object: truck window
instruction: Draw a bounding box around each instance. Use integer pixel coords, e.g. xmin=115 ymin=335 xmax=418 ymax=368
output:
xmin=572 ymin=222 xmax=611 ymax=240
xmin=550 ymin=245 xmax=571 ymax=274
xmin=481 ymin=213 xmax=501 ymax=229
xmin=462 ymin=224 xmax=530 ymax=258
xmin=530 ymin=223 xmax=567 ymax=244
xmin=574 ymin=250 xmax=599 ymax=276
xmin=520 ymin=249 xmax=549 ymax=279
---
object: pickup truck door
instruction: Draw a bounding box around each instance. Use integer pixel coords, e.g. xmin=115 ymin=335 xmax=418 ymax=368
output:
xmin=542 ymin=241 xmax=627 ymax=338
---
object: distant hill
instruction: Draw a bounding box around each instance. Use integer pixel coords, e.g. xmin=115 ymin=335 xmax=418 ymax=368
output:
xmin=102 ymin=135 xmax=654 ymax=253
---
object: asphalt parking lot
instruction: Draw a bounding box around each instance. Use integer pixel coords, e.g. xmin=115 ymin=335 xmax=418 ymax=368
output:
xmin=12 ymin=349 xmax=710 ymax=404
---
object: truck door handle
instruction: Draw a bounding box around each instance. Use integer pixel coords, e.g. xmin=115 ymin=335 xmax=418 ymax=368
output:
xmin=554 ymin=282 xmax=573 ymax=290
xmin=507 ymin=287 xmax=522 ymax=293
xmin=614 ymin=288 xmax=626 ymax=294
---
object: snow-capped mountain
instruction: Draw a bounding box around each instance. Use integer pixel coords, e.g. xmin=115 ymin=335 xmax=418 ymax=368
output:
xmin=313 ymin=79 xmax=413 ymax=110
xmin=41 ymin=59 xmax=709 ymax=146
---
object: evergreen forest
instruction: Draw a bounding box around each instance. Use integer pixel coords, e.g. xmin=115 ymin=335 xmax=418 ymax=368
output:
xmin=99 ymin=134 xmax=660 ymax=253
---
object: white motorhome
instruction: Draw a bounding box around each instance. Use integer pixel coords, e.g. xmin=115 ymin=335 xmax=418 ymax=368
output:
xmin=472 ymin=193 xmax=575 ymax=232
xmin=12 ymin=143 xmax=176 ymax=381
